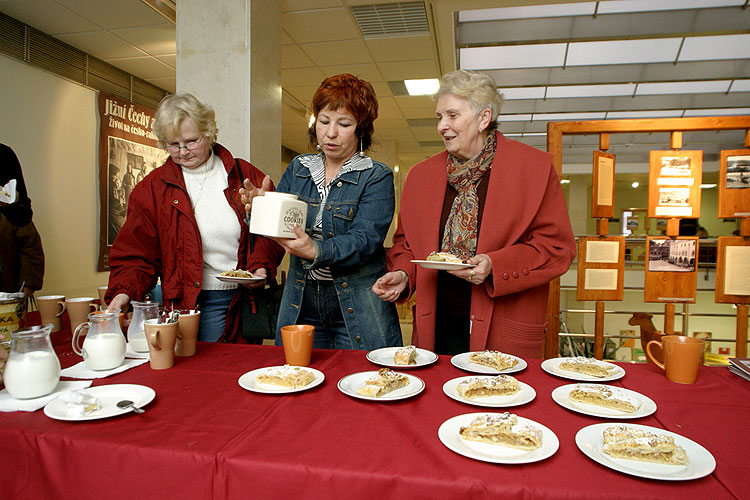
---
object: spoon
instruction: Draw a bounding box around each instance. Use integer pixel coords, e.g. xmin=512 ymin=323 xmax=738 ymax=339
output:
xmin=117 ymin=400 xmax=145 ymax=414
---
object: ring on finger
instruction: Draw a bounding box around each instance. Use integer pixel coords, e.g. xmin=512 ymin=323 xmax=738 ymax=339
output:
xmin=469 ymin=270 xmax=475 ymax=277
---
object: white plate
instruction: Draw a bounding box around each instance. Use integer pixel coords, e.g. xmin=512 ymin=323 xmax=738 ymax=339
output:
xmin=238 ymin=366 xmax=325 ymax=394
xmin=541 ymin=357 xmax=625 ymax=382
xmin=337 ymin=371 xmax=425 ymax=401
xmin=366 ymin=347 xmax=438 ymax=369
xmin=438 ymin=412 xmax=559 ymax=464
xmin=411 ymin=260 xmax=474 ymax=271
xmin=216 ymin=275 xmax=265 ymax=284
xmin=443 ymin=376 xmax=536 ymax=408
xmin=575 ymin=423 xmax=716 ymax=481
xmin=43 ymin=384 xmax=156 ymax=421
xmin=551 ymin=384 xmax=656 ymax=419
xmin=451 ymin=352 xmax=527 ymax=374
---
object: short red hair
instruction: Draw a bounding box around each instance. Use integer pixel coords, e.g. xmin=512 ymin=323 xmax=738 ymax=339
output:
xmin=308 ymin=74 xmax=378 ymax=151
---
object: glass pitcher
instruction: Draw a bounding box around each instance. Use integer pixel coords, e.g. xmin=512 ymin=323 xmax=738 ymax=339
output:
xmin=72 ymin=312 xmax=126 ymax=371
xmin=128 ymin=301 xmax=159 ymax=353
xmin=4 ymin=325 xmax=61 ymax=399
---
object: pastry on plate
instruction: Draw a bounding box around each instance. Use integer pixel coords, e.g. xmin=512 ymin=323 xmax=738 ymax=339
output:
xmin=456 ymin=375 xmax=520 ymax=399
xmin=568 ymin=384 xmax=641 ymax=413
xmin=459 ymin=412 xmax=542 ymax=450
xmin=602 ymin=425 xmax=688 ymax=465
xmin=469 ymin=350 xmax=518 ymax=371
xmin=219 ymin=269 xmax=255 ymax=278
xmin=426 ymin=251 xmax=466 ymax=263
xmin=558 ymin=357 xmax=616 ymax=378
xmin=357 ymin=368 xmax=409 ymax=397
xmin=394 ymin=345 xmax=417 ymax=365
xmin=256 ymin=365 xmax=315 ymax=389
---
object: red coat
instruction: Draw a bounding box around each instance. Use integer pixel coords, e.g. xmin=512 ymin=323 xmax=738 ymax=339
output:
xmin=387 ymin=132 xmax=576 ymax=358
xmin=106 ymin=143 xmax=284 ymax=342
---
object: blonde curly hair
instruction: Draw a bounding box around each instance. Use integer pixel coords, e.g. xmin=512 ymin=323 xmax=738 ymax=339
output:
xmin=434 ymin=70 xmax=504 ymax=132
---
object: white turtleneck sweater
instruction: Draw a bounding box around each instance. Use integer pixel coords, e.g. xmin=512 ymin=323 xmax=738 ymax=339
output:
xmin=181 ymin=152 xmax=240 ymax=290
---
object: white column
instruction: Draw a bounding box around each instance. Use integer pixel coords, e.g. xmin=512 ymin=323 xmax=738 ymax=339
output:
xmin=176 ymin=0 xmax=282 ymax=179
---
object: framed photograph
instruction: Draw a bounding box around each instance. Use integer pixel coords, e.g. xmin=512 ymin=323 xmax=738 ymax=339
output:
xmin=718 ymin=149 xmax=750 ymax=218
xmin=644 ymin=236 xmax=698 ymax=303
xmin=591 ymin=150 xmax=615 ymax=218
xmin=715 ymin=237 xmax=750 ymax=304
xmin=576 ymin=236 xmax=625 ymax=301
xmin=648 ymin=150 xmax=702 ymax=219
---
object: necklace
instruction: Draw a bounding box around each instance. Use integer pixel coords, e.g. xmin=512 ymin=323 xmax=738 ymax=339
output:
xmin=186 ymin=160 xmax=215 ymax=212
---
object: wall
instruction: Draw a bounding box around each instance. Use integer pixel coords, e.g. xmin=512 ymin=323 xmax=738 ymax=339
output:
xmin=1 ymin=54 xmax=108 ymax=299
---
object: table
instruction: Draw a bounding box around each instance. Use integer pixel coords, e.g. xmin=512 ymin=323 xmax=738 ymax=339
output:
xmin=1 ymin=314 xmax=749 ymax=500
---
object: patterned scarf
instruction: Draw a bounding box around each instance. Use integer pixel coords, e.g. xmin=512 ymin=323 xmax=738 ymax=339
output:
xmin=440 ymin=133 xmax=497 ymax=259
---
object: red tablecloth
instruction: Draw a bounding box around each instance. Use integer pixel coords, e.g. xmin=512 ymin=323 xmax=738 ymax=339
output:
xmin=1 ymin=313 xmax=748 ymax=500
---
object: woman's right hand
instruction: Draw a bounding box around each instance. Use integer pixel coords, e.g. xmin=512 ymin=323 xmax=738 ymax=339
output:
xmin=106 ymin=293 xmax=130 ymax=314
xmin=240 ymin=175 xmax=273 ymax=213
xmin=372 ymin=271 xmax=408 ymax=302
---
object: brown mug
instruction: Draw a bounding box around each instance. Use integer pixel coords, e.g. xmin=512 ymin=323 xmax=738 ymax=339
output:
xmin=280 ymin=324 xmax=314 ymax=366
xmin=646 ymin=335 xmax=704 ymax=384
xmin=176 ymin=310 xmax=200 ymax=357
xmin=65 ymin=297 xmax=97 ymax=332
xmin=97 ymin=286 xmax=109 ymax=310
xmin=144 ymin=319 xmax=178 ymax=370
xmin=37 ymin=295 xmax=66 ymax=332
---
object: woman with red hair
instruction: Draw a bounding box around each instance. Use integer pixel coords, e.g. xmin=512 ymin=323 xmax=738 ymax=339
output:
xmin=242 ymin=74 xmax=401 ymax=350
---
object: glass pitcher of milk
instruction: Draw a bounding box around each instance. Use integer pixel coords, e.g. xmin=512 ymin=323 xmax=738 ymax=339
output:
xmin=128 ymin=301 xmax=159 ymax=353
xmin=72 ymin=312 xmax=126 ymax=371
xmin=4 ymin=324 xmax=61 ymax=399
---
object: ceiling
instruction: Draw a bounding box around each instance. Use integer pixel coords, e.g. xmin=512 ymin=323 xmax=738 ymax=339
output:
xmin=1 ymin=0 xmax=749 ymax=178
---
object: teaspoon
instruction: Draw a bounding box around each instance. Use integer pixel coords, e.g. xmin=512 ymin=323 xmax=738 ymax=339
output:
xmin=117 ymin=400 xmax=145 ymax=414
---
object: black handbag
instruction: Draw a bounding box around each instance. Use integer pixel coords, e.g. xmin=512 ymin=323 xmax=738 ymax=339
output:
xmin=240 ymin=278 xmax=283 ymax=344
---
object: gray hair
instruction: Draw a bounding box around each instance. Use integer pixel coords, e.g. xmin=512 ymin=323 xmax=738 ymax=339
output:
xmin=434 ymin=70 xmax=504 ymax=131
xmin=152 ymin=93 xmax=218 ymax=147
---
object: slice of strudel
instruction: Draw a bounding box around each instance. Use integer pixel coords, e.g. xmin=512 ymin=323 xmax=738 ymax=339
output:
xmin=256 ymin=365 xmax=315 ymax=389
xmin=459 ymin=412 xmax=542 ymax=450
xmin=456 ymin=375 xmax=520 ymax=400
xmin=394 ymin=345 xmax=417 ymax=365
xmin=469 ymin=350 xmax=518 ymax=371
xmin=356 ymin=368 xmax=409 ymax=397
xmin=602 ymin=426 xmax=688 ymax=465
xmin=568 ymin=384 xmax=641 ymax=413
xmin=558 ymin=357 xmax=616 ymax=378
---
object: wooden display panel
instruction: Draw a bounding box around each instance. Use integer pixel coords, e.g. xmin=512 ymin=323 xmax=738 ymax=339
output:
xmin=576 ymin=236 xmax=625 ymax=301
xmin=591 ymin=150 xmax=615 ymax=218
xmin=648 ymin=150 xmax=702 ymax=219
xmin=644 ymin=236 xmax=698 ymax=303
xmin=715 ymin=236 xmax=750 ymax=304
xmin=718 ymin=149 xmax=750 ymax=218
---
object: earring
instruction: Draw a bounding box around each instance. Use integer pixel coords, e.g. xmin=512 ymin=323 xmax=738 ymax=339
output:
xmin=359 ymin=137 xmax=364 ymax=154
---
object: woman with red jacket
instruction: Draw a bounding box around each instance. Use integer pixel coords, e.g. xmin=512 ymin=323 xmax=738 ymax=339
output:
xmin=372 ymin=70 xmax=575 ymax=358
xmin=106 ymin=93 xmax=283 ymax=342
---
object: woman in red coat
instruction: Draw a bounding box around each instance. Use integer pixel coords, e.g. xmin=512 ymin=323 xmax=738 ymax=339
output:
xmin=106 ymin=93 xmax=283 ymax=342
xmin=373 ymin=70 xmax=575 ymax=358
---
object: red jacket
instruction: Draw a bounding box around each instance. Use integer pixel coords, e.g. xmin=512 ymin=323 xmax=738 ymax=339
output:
xmin=387 ymin=132 xmax=576 ymax=358
xmin=106 ymin=143 xmax=284 ymax=342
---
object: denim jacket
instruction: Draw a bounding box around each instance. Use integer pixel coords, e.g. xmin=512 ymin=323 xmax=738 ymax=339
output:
xmin=274 ymin=154 xmax=402 ymax=350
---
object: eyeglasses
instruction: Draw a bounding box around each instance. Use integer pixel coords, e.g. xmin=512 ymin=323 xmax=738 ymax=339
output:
xmin=165 ymin=136 xmax=203 ymax=153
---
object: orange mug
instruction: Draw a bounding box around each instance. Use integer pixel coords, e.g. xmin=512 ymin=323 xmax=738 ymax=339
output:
xmin=280 ymin=325 xmax=314 ymax=366
xmin=646 ymin=335 xmax=704 ymax=384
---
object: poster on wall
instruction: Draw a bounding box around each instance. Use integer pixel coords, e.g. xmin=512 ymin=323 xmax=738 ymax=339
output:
xmin=97 ymin=92 xmax=167 ymax=271
xmin=647 ymin=150 xmax=702 ymax=219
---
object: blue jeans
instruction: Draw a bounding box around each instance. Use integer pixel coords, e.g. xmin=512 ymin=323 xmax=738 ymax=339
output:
xmin=298 ymin=279 xmax=350 ymax=349
xmin=196 ymin=289 xmax=235 ymax=342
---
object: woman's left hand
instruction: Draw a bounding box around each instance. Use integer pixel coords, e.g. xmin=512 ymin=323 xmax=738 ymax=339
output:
xmin=448 ymin=253 xmax=492 ymax=285
xmin=242 ymin=267 xmax=268 ymax=289
xmin=269 ymin=225 xmax=316 ymax=261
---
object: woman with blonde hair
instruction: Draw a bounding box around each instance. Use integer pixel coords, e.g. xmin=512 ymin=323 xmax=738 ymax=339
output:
xmin=107 ymin=93 xmax=283 ymax=342
xmin=373 ymin=70 xmax=575 ymax=358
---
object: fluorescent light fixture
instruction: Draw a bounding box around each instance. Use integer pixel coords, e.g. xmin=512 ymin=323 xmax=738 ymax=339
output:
xmin=531 ymin=112 xmax=606 ymax=121
xmin=499 ymin=87 xmax=546 ymax=100
xmin=637 ymin=81 xmax=732 ymax=95
xmin=560 ymin=179 xmax=571 ymax=184
xmin=404 ymin=78 xmax=439 ymax=96
xmin=522 ymin=132 xmax=547 ymax=137
xmin=458 ymin=2 xmax=594 ymax=22
xmin=730 ymin=80 xmax=750 ymax=92
xmin=701 ymin=184 xmax=717 ymax=189
xmin=679 ymin=34 xmax=750 ymax=62
xmin=497 ymin=114 xmax=533 ymax=122
xmin=460 ymin=44 xmax=566 ymax=70
xmin=546 ymin=83 xmax=635 ymax=98
xmin=598 ymin=0 xmax=744 ymax=14
xmin=632 ymin=181 xmax=640 ymax=188
xmin=683 ymin=107 xmax=750 ymax=116
xmin=606 ymin=110 xmax=684 ymax=119
xmin=567 ymin=38 xmax=682 ymax=66
xmin=394 ymin=166 xmax=400 ymax=173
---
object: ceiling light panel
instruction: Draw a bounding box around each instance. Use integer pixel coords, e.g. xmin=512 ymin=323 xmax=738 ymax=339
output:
xmin=546 ymin=83 xmax=636 ymax=98
xmin=458 ymin=2 xmax=594 ymax=22
xmin=636 ymin=80 xmax=732 ymax=95
xmin=683 ymin=107 xmax=750 ymax=116
xmin=606 ymin=110 xmax=684 ymax=119
xmin=566 ymin=38 xmax=682 ymax=66
xmin=531 ymin=112 xmax=606 ymax=121
xmin=597 ymin=0 xmax=745 ymax=14
xmin=679 ymin=34 xmax=750 ymax=62
xmin=499 ymin=87 xmax=546 ymax=100
xmin=730 ymin=80 xmax=750 ymax=92
xmin=460 ymin=44 xmax=567 ymax=70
